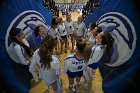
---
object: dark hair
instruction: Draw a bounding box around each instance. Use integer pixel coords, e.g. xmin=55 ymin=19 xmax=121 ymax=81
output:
xmin=101 ymin=31 xmax=114 ymax=55
xmin=96 ymin=27 xmax=102 ymax=33
xmin=51 ymin=17 xmax=58 ymax=27
xmin=10 ymin=28 xmax=33 ymax=57
xmin=39 ymin=35 xmax=55 ymax=69
xmin=89 ymin=23 xmax=97 ymax=30
xmin=76 ymin=38 xmax=86 ymax=53
xmin=34 ymin=26 xmax=40 ymax=37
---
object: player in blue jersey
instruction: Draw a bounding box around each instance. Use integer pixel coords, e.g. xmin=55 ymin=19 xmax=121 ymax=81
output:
xmin=34 ymin=25 xmax=47 ymax=50
xmin=64 ymin=38 xmax=93 ymax=93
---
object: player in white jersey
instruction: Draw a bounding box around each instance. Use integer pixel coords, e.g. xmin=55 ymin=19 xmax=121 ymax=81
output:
xmin=57 ymin=17 xmax=68 ymax=53
xmin=10 ymin=28 xmax=33 ymax=65
xmin=29 ymin=35 xmax=62 ymax=93
xmin=64 ymin=13 xmax=75 ymax=52
xmin=82 ymin=31 xmax=114 ymax=89
xmin=73 ymin=16 xmax=87 ymax=41
xmin=48 ymin=17 xmax=59 ymax=51
xmin=89 ymin=26 xmax=102 ymax=45
xmin=9 ymin=28 xmax=33 ymax=87
xmin=64 ymin=38 xmax=92 ymax=93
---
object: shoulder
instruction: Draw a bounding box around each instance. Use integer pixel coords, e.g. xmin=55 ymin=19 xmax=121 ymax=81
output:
xmin=14 ymin=43 xmax=21 ymax=50
xmin=65 ymin=55 xmax=74 ymax=61
xmin=92 ymin=45 xmax=103 ymax=52
xmin=52 ymin=54 xmax=61 ymax=63
xmin=82 ymin=22 xmax=86 ymax=27
xmin=33 ymin=49 xmax=40 ymax=59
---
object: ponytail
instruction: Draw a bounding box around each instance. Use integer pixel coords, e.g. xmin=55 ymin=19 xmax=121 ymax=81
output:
xmin=83 ymin=40 xmax=93 ymax=62
xmin=101 ymin=31 xmax=114 ymax=63
xmin=106 ymin=37 xmax=114 ymax=55
xmin=39 ymin=35 xmax=55 ymax=69
xmin=76 ymin=38 xmax=93 ymax=62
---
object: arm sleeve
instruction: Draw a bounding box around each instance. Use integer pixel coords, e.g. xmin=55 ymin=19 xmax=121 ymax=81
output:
xmin=90 ymin=47 xmax=103 ymax=63
xmin=14 ymin=45 xmax=29 ymax=65
xmin=29 ymin=54 xmax=39 ymax=82
xmin=57 ymin=28 xmax=62 ymax=39
xmin=83 ymin=24 xmax=88 ymax=38
xmin=52 ymin=58 xmax=62 ymax=76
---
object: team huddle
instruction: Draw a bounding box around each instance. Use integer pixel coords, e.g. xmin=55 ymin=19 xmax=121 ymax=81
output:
xmin=9 ymin=13 xmax=114 ymax=93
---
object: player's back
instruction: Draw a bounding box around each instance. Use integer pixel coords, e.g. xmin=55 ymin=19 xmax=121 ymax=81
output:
xmin=64 ymin=55 xmax=85 ymax=72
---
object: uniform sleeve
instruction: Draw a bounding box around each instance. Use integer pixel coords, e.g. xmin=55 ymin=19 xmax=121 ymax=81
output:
xmin=64 ymin=59 xmax=70 ymax=73
xmin=90 ymin=47 xmax=104 ymax=64
xmin=52 ymin=58 xmax=62 ymax=76
xmin=83 ymin=23 xmax=88 ymax=38
xmin=14 ymin=45 xmax=29 ymax=65
xmin=57 ymin=27 xmax=62 ymax=39
xmin=29 ymin=53 xmax=39 ymax=82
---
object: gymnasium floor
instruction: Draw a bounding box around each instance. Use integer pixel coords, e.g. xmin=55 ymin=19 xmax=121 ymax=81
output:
xmin=29 ymin=11 xmax=103 ymax=93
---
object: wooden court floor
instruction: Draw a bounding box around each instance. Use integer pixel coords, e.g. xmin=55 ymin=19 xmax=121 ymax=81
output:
xmin=29 ymin=11 xmax=103 ymax=93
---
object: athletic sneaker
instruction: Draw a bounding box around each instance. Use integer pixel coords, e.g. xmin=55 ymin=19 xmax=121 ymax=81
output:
xmin=75 ymin=84 xmax=80 ymax=92
xmin=69 ymin=86 xmax=75 ymax=93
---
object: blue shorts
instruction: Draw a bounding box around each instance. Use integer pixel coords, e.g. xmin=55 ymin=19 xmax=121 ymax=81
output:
xmin=61 ymin=35 xmax=67 ymax=40
xmin=88 ymin=62 xmax=100 ymax=69
xmin=66 ymin=70 xmax=83 ymax=78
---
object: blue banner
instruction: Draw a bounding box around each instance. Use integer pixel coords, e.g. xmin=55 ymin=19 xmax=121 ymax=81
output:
xmin=0 ymin=0 xmax=52 ymax=93
xmin=84 ymin=0 xmax=140 ymax=93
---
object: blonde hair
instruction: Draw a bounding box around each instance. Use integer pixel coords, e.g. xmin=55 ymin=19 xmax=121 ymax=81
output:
xmin=39 ymin=35 xmax=55 ymax=69
xmin=83 ymin=40 xmax=93 ymax=62
xmin=76 ymin=38 xmax=93 ymax=62
xmin=56 ymin=17 xmax=63 ymax=24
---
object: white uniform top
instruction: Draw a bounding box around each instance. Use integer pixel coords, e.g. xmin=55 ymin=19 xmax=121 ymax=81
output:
xmin=48 ymin=27 xmax=58 ymax=39
xmin=89 ymin=36 xmax=96 ymax=45
xmin=64 ymin=21 xmax=75 ymax=35
xmin=57 ymin=23 xmax=67 ymax=37
xmin=64 ymin=55 xmax=85 ymax=73
xmin=13 ymin=39 xmax=30 ymax=65
xmin=87 ymin=45 xmax=105 ymax=65
xmin=73 ymin=22 xmax=87 ymax=37
xmin=29 ymin=49 xmax=61 ymax=85
xmin=85 ymin=29 xmax=92 ymax=39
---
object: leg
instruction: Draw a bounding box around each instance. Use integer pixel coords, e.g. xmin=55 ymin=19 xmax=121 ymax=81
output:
xmin=75 ymin=77 xmax=81 ymax=92
xmin=68 ymin=76 xmax=75 ymax=92
xmin=64 ymin=38 xmax=68 ymax=53
xmin=60 ymin=39 xmax=64 ymax=54
xmin=70 ymin=34 xmax=75 ymax=52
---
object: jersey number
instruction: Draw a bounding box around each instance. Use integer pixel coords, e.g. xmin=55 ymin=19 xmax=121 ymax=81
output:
xmin=77 ymin=66 xmax=82 ymax=70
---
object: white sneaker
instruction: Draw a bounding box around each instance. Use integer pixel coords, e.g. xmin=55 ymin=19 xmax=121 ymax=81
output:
xmin=81 ymin=81 xmax=89 ymax=90
xmin=75 ymin=85 xmax=80 ymax=92
xmin=69 ymin=86 xmax=75 ymax=93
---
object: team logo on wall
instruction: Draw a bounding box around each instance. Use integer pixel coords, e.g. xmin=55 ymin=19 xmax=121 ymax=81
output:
xmin=97 ymin=12 xmax=136 ymax=67
xmin=5 ymin=10 xmax=49 ymax=62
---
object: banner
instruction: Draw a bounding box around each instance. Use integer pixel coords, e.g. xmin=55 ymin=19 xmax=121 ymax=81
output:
xmin=84 ymin=0 xmax=140 ymax=93
xmin=0 ymin=0 xmax=52 ymax=93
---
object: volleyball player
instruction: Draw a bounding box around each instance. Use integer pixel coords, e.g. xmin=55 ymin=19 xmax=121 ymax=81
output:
xmin=29 ymin=35 xmax=62 ymax=93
